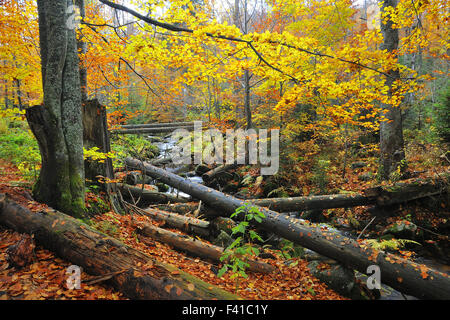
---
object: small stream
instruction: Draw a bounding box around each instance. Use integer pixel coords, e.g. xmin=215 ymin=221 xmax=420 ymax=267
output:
xmin=148 ymin=135 xmax=204 ymax=199
xmin=147 ymin=134 xmax=449 ymax=300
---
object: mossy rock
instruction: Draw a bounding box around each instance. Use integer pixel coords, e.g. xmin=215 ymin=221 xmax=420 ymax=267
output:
xmin=213 ymin=231 xmax=234 ymax=248
xmin=307 ymin=261 xmax=368 ymax=299
xmin=382 ymin=220 xmax=421 ymax=240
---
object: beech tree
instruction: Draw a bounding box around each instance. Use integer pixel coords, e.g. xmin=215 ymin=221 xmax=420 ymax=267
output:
xmin=379 ymin=0 xmax=405 ymax=180
xmin=26 ymin=0 xmax=85 ymax=218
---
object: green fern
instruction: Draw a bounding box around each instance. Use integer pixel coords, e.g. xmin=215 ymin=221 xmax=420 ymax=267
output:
xmin=365 ymin=238 xmax=420 ymax=251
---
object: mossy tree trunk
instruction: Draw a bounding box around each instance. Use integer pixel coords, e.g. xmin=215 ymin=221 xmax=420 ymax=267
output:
xmin=26 ymin=0 xmax=85 ymax=218
xmin=83 ymin=99 xmax=123 ymax=213
xmin=379 ymin=0 xmax=405 ymax=180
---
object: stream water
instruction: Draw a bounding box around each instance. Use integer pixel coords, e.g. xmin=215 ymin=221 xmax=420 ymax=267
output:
xmin=148 ymin=134 xmax=449 ymax=300
xmin=149 ymin=135 xmax=203 ymax=199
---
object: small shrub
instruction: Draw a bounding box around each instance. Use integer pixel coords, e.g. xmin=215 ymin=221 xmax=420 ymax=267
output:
xmin=311 ymin=158 xmax=330 ymax=194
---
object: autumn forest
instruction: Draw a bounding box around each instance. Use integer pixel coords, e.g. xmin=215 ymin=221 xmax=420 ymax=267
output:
xmin=0 ymin=0 xmax=449 ymax=303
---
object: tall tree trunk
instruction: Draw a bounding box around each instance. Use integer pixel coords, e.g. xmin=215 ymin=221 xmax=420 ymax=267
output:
xmin=14 ymin=78 xmax=23 ymax=110
xmin=75 ymin=0 xmax=88 ymax=103
xmin=379 ymin=0 xmax=405 ymax=180
xmin=244 ymin=69 xmax=252 ymax=129
xmin=26 ymin=0 xmax=85 ymax=218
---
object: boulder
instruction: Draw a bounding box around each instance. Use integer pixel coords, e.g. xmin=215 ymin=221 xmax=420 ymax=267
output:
xmin=382 ymin=220 xmax=421 ymax=240
xmin=213 ymin=231 xmax=234 ymax=248
xmin=307 ymin=260 xmax=368 ymax=299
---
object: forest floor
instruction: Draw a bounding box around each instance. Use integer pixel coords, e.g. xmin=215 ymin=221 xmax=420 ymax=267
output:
xmin=0 ymin=159 xmax=347 ymax=300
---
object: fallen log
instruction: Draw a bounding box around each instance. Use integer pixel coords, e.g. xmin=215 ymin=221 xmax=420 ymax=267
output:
xmin=0 ymin=194 xmax=238 ymax=299
xmin=150 ymin=157 xmax=172 ymax=166
xmin=153 ymin=202 xmax=223 ymax=218
xmin=117 ymin=183 xmax=189 ymax=205
xmin=153 ymin=202 xmax=199 ymax=215
xmin=244 ymin=194 xmax=372 ymax=215
xmin=110 ymin=126 xmax=195 ymax=135
xmin=125 ymin=157 xmax=450 ymax=300
xmin=120 ymin=122 xmax=194 ymax=129
xmin=202 ymin=181 xmax=447 ymax=215
xmin=202 ymin=163 xmax=238 ymax=185
xmin=137 ymin=223 xmax=274 ymax=274
xmin=139 ymin=206 xmax=210 ymax=237
xmin=363 ymin=176 xmax=449 ymax=207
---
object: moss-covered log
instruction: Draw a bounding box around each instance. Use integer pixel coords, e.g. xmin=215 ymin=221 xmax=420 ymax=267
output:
xmin=137 ymin=223 xmax=274 ymax=274
xmin=125 ymin=157 xmax=450 ymax=300
xmin=363 ymin=176 xmax=449 ymax=207
xmin=0 ymin=194 xmax=238 ymax=300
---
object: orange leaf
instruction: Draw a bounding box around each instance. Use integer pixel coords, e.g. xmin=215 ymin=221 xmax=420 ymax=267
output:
xmin=187 ymin=283 xmax=195 ymax=291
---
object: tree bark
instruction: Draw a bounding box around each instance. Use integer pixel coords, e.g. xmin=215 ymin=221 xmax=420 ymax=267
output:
xmin=83 ymin=99 xmax=122 ymax=213
xmin=0 ymin=194 xmax=238 ymax=299
xmin=151 ymin=180 xmax=447 ymax=216
xmin=125 ymin=157 xmax=450 ymax=300
xmin=150 ymin=157 xmax=173 ymax=166
xmin=248 ymin=194 xmax=372 ymax=213
xmin=75 ymin=0 xmax=87 ymax=102
xmin=379 ymin=0 xmax=405 ymax=180
xmin=26 ymin=0 xmax=85 ymax=218
xmin=202 ymin=163 xmax=238 ymax=185
xmin=137 ymin=223 xmax=274 ymax=274
xmin=139 ymin=206 xmax=210 ymax=237
xmin=117 ymin=183 xmax=189 ymax=206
